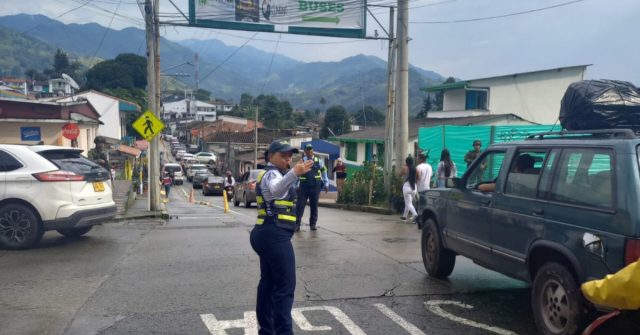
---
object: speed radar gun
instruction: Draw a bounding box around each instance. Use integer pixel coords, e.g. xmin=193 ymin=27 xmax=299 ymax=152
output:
xmin=580 ymin=260 xmax=640 ymax=335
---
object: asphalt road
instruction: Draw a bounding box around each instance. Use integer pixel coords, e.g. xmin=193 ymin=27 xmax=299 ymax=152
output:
xmin=0 ymin=178 xmax=539 ymax=335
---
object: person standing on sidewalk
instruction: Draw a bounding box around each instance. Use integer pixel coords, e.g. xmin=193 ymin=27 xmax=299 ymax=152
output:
xmin=415 ymin=152 xmax=432 ymax=223
xmin=333 ymin=158 xmax=347 ymax=198
xmin=250 ymin=140 xmax=313 ymax=335
xmin=401 ymin=156 xmax=418 ymax=222
xmin=295 ymin=144 xmax=328 ymax=231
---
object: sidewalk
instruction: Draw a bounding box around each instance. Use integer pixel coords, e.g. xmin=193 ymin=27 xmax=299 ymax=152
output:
xmin=318 ymin=191 xmax=394 ymax=215
xmin=112 ymin=179 xmax=167 ymax=220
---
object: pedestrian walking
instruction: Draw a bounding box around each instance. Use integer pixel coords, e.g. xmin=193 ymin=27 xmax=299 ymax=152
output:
xmin=436 ymin=149 xmax=457 ymax=188
xmin=295 ymin=144 xmax=329 ymax=231
xmin=401 ymin=156 xmax=418 ymax=222
xmin=415 ymin=152 xmax=432 ymax=223
xmin=250 ymin=140 xmax=313 ymax=335
xmin=161 ymin=172 xmax=172 ymax=198
xmin=464 ymin=139 xmax=483 ymax=167
xmin=333 ymin=158 xmax=347 ymax=198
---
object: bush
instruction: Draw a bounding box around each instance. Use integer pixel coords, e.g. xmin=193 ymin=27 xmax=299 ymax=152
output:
xmin=337 ymin=161 xmax=396 ymax=208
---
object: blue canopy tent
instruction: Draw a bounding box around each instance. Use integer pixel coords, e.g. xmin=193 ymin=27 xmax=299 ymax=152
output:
xmin=300 ymin=140 xmax=340 ymax=160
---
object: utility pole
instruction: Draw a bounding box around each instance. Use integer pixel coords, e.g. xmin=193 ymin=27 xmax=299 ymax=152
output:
xmin=254 ymin=106 xmax=258 ymax=168
xmin=394 ymin=0 xmax=409 ymax=173
xmin=144 ymin=0 xmax=161 ymax=211
xmin=383 ymin=6 xmax=396 ymax=191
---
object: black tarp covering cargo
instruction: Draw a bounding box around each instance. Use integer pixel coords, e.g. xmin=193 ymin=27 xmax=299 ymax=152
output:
xmin=559 ymin=80 xmax=640 ymax=130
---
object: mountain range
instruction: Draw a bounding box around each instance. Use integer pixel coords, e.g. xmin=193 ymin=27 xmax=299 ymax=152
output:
xmin=0 ymin=14 xmax=445 ymax=114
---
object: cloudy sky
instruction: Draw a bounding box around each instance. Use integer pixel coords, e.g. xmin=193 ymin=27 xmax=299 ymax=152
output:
xmin=1 ymin=0 xmax=638 ymax=84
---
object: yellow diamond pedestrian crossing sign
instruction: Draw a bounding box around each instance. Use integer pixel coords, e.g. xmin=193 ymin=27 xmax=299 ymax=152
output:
xmin=132 ymin=111 xmax=165 ymax=141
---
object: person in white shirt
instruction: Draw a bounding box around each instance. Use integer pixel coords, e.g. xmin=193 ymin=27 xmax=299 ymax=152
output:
xmin=436 ymin=148 xmax=457 ymax=188
xmin=223 ymin=170 xmax=235 ymax=188
xmin=415 ymin=152 xmax=432 ymax=223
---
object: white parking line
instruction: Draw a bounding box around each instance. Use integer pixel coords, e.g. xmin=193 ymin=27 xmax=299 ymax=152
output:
xmin=424 ymin=300 xmax=518 ymax=335
xmin=374 ymin=303 xmax=427 ymax=335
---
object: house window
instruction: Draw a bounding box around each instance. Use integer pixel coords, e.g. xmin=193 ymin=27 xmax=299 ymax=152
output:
xmin=345 ymin=142 xmax=357 ymax=162
xmin=465 ymin=89 xmax=488 ymax=110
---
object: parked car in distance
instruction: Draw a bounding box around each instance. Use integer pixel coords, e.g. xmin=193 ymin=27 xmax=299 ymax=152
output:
xmin=234 ymin=169 xmax=262 ymax=208
xmin=419 ymin=129 xmax=640 ymax=335
xmin=188 ymin=144 xmax=199 ymax=154
xmin=175 ymin=150 xmax=187 ymax=160
xmin=194 ymin=152 xmax=217 ymax=165
xmin=162 ymin=163 xmax=184 ymax=185
xmin=187 ymin=164 xmax=208 ymax=182
xmin=203 ymin=175 xmax=226 ymax=196
xmin=181 ymin=157 xmax=198 ymax=172
xmin=0 ymin=144 xmax=117 ymax=250
xmin=181 ymin=153 xmax=194 ymax=162
xmin=192 ymin=171 xmax=210 ymax=189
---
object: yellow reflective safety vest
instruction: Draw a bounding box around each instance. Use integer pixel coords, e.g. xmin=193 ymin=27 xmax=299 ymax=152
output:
xmin=255 ymin=166 xmax=298 ymax=231
xmin=299 ymin=156 xmax=326 ymax=187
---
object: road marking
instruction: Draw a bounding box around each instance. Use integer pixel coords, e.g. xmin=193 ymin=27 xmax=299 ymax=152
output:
xmin=201 ymin=311 xmax=258 ymax=335
xmin=424 ymin=300 xmax=518 ymax=335
xmin=373 ymin=303 xmax=427 ymax=335
xmin=201 ymin=306 xmax=366 ymax=334
xmin=293 ymin=306 xmax=366 ymax=334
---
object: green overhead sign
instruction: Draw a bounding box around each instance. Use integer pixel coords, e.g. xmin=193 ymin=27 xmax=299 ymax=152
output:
xmin=189 ymin=0 xmax=366 ymax=38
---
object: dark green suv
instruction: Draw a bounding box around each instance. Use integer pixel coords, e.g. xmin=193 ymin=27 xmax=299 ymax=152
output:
xmin=420 ymin=129 xmax=640 ymax=335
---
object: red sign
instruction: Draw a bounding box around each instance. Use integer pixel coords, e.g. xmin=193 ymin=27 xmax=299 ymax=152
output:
xmin=62 ymin=123 xmax=80 ymax=140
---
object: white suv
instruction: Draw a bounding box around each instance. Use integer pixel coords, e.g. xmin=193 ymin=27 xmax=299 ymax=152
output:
xmin=0 ymin=145 xmax=117 ymax=250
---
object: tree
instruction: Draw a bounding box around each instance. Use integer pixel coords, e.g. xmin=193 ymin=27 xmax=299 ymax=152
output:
xmin=416 ymin=95 xmax=433 ymax=119
xmin=434 ymin=77 xmax=455 ymax=111
xmin=194 ymin=88 xmax=212 ymax=101
xmin=85 ymin=53 xmax=147 ymax=91
xmin=353 ymin=105 xmax=385 ymax=126
xmin=321 ymin=105 xmax=350 ymax=138
xmin=53 ymin=49 xmax=69 ymax=76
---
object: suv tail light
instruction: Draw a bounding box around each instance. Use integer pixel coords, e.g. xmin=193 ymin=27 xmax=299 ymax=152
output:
xmin=33 ymin=170 xmax=85 ymax=182
xmin=625 ymin=239 xmax=640 ymax=265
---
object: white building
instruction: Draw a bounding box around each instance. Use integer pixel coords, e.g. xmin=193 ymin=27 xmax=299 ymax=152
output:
xmin=58 ymin=90 xmax=139 ymax=140
xmin=163 ymin=99 xmax=218 ymax=121
xmin=424 ymin=65 xmax=589 ymax=124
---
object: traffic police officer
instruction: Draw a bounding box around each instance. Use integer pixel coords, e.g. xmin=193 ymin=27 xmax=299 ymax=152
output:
xmin=295 ymin=144 xmax=329 ymax=231
xmin=250 ymin=140 xmax=313 ymax=335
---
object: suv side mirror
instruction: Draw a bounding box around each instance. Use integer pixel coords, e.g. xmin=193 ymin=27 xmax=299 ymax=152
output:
xmin=582 ymin=233 xmax=604 ymax=258
xmin=446 ymin=177 xmax=462 ymax=189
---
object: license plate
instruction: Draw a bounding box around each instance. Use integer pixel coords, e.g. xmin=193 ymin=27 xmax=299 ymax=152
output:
xmin=214 ymin=185 xmax=220 ymax=189
xmin=93 ymin=182 xmax=105 ymax=192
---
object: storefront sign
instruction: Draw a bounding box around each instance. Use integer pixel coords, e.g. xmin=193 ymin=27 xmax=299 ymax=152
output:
xmin=21 ymin=127 xmax=41 ymax=142
xmin=62 ymin=123 xmax=80 ymax=140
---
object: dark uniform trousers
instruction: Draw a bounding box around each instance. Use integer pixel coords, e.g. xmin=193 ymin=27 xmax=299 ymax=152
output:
xmin=250 ymin=220 xmax=296 ymax=335
xmin=296 ymin=184 xmax=321 ymax=228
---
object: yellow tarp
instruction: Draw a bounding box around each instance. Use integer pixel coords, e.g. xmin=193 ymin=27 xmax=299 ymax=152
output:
xmin=581 ymin=261 xmax=640 ymax=310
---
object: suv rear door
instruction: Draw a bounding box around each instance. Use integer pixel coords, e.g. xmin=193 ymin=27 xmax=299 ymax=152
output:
xmin=490 ymin=148 xmax=553 ymax=280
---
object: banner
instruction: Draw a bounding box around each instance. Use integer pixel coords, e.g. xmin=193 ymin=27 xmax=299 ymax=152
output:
xmin=190 ymin=0 xmax=366 ymax=38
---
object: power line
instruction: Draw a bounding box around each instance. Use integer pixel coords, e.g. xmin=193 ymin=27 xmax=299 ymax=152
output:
xmin=90 ymin=0 xmax=123 ymax=62
xmin=199 ymin=32 xmax=260 ymax=83
xmin=260 ymin=34 xmax=282 ymax=96
xmin=411 ymin=0 xmax=586 ymax=24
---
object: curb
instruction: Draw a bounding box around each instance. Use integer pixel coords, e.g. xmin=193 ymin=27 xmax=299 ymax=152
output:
xmin=318 ymin=201 xmax=394 ymax=215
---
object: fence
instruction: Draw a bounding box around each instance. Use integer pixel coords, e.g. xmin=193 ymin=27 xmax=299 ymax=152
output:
xmin=418 ymin=124 xmax=561 ymax=176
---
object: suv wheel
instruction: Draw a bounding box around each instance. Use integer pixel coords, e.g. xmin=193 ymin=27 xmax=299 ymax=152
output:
xmin=421 ymin=218 xmax=456 ymax=278
xmin=0 ymin=203 xmax=43 ymax=250
xmin=57 ymin=226 xmax=93 ymax=238
xmin=532 ymin=262 xmax=588 ymax=335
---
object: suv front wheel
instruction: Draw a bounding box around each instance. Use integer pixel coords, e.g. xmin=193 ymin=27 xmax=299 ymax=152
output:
xmin=421 ymin=218 xmax=456 ymax=278
xmin=532 ymin=262 xmax=589 ymax=335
